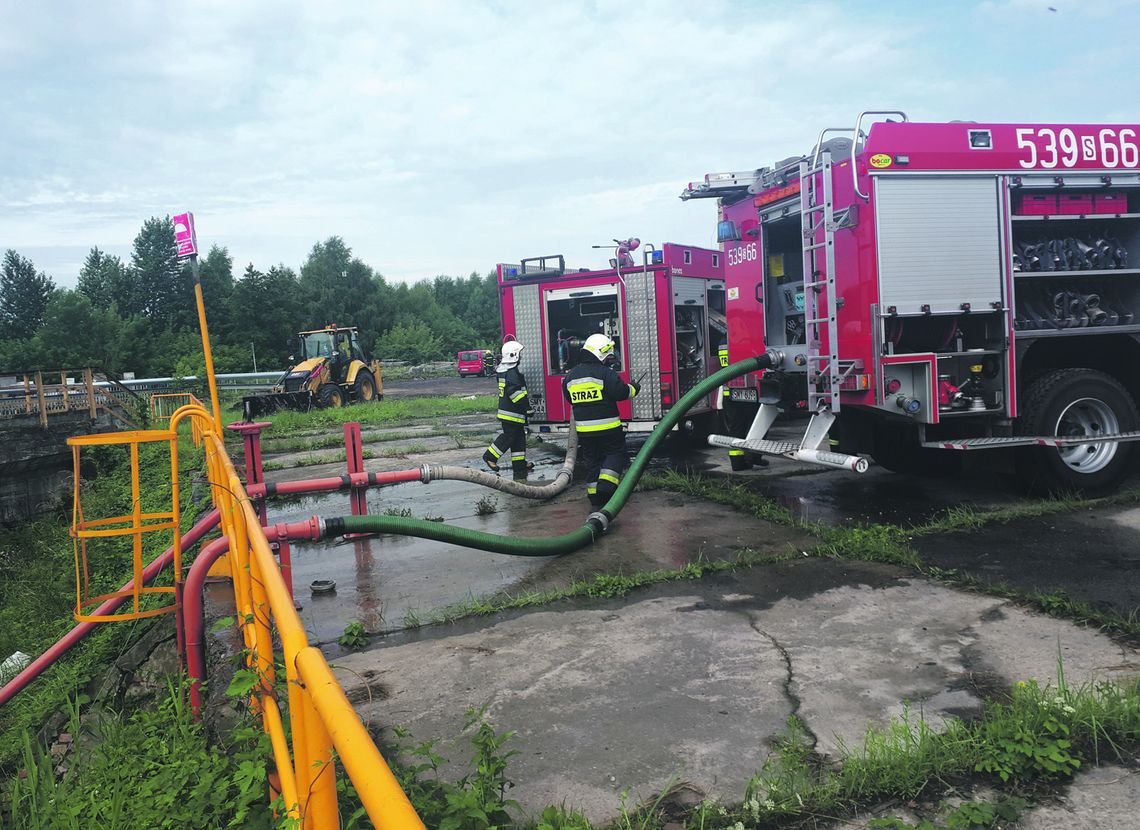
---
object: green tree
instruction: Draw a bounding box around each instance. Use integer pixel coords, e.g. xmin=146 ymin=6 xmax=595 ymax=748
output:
xmin=197 ymin=244 xmax=234 ymax=335
xmin=464 ymin=271 xmax=501 ymax=345
xmin=130 ymin=216 xmax=189 ymax=326
xmin=76 ymin=247 xmax=130 ymax=311
xmin=30 ymin=290 xmax=123 ymax=370
xmin=375 ymin=321 xmax=444 ymax=363
xmin=0 ymin=249 xmax=56 ymax=339
xmin=298 ymin=237 xmax=385 ymax=340
xmin=228 ymin=263 xmax=303 ymax=369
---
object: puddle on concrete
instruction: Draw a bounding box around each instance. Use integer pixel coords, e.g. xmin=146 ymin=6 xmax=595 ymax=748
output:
xmin=245 ymin=455 xmax=812 ymax=646
xmin=261 ymin=477 xmax=545 ymax=643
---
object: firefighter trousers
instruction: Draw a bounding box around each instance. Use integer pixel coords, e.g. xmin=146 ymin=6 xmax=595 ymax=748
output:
xmin=578 ymin=428 xmax=628 ymax=508
xmin=484 ymin=420 xmax=530 ymax=474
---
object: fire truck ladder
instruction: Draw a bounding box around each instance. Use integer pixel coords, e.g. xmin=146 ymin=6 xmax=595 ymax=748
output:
xmin=799 ymin=151 xmax=845 ymax=415
xmin=705 ymin=150 xmax=867 ymax=473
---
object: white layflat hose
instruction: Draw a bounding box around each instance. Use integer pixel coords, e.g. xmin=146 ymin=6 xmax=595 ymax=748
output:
xmin=419 ymin=416 xmax=578 ymax=499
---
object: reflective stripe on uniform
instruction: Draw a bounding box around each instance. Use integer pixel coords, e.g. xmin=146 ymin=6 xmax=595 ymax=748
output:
xmin=728 ymin=449 xmax=745 ymax=457
xmin=598 ymin=469 xmax=620 ymax=485
xmin=627 ymin=384 xmax=638 ymax=397
xmin=566 ymin=376 xmax=605 ymax=404
xmin=511 ymin=452 xmax=526 ymax=461
xmin=497 ymin=409 xmax=526 ymax=423
xmin=586 ymin=483 xmax=597 ymax=495
xmin=510 ymin=390 xmax=528 ymax=403
xmin=487 ymin=444 xmax=503 ymax=458
xmin=575 ymin=416 xmax=621 ymax=432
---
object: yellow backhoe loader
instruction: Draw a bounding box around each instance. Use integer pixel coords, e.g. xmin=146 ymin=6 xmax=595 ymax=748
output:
xmin=242 ymin=324 xmax=383 ymax=419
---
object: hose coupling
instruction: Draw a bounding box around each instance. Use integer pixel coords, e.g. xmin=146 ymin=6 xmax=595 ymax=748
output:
xmin=764 ymin=349 xmax=785 ymax=370
xmin=419 ymin=463 xmax=433 ymax=482
xmin=586 ymin=511 xmax=610 ymax=534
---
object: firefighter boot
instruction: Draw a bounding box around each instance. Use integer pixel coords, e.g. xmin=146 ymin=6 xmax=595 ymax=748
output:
xmin=729 ymin=449 xmax=767 ymax=471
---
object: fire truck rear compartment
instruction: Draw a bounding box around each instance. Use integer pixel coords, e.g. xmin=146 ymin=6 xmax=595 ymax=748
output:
xmin=761 ymin=215 xmax=807 ymax=350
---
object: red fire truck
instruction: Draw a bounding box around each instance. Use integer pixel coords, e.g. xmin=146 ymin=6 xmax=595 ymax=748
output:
xmin=496 ymin=244 xmax=726 ymax=434
xmin=683 ymin=111 xmax=1140 ymax=492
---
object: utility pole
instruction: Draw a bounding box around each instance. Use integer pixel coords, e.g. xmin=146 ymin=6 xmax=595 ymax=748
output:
xmin=251 ymin=342 xmax=258 ymax=373
xmin=174 ymin=212 xmax=222 ymax=433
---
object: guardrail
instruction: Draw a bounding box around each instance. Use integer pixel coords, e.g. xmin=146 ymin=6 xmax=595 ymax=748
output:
xmin=179 ymin=402 xmax=423 ymax=827
xmin=0 ymin=369 xmax=142 ymax=428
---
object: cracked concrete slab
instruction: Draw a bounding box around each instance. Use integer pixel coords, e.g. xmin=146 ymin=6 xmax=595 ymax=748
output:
xmin=1017 ymin=766 xmax=1140 ymax=829
xmin=333 ymin=560 xmax=1138 ymax=824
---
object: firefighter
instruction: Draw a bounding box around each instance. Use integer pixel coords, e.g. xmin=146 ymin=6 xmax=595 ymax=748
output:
xmin=483 ymin=340 xmax=534 ymax=476
xmin=563 ymin=333 xmax=639 ymax=507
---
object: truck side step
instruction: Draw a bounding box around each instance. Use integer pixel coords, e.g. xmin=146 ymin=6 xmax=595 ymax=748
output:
xmin=708 ymin=433 xmax=869 ymax=472
xmin=923 ymin=431 xmax=1140 ymax=450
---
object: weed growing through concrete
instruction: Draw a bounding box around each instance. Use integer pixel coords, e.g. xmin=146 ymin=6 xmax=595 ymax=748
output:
xmin=475 ymin=494 xmax=499 ymax=516
xmin=383 ymin=506 xmax=414 ymax=518
xmin=338 ymin=621 xmax=370 ymax=651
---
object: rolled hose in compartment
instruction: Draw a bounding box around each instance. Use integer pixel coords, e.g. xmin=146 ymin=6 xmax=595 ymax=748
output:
xmin=324 ymin=352 xmax=780 ymax=555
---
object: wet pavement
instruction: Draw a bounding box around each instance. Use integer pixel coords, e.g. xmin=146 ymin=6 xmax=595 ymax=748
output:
xmin=222 ymin=384 xmax=1140 ymax=824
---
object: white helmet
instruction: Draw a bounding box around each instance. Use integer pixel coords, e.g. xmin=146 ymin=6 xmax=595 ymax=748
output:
xmin=582 ymin=333 xmax=616 ymax=363
xmin=496 ymin=340 xmax=524 ymax=372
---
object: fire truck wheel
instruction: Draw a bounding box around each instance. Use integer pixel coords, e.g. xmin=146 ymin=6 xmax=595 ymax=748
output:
xmin=1015 ymin=369 xmax=1137 ymax=495
xmin=317 ymin=383 xmax=345 ymax=408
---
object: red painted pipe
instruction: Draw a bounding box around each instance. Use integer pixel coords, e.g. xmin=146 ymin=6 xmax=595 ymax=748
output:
xmin=245 ymin=467 xmax=423 ymax=499
xmin=184 ymin=517 xmax=325 ymax=717
xmin=183 ymin=535 xmax=232 ymax=717
xmin=0 ymin=509 xmax=221 ymax=708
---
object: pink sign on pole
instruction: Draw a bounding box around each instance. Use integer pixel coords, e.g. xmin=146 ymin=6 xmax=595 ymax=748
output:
xmin=173 ymin=212 xmax=198 ymax=258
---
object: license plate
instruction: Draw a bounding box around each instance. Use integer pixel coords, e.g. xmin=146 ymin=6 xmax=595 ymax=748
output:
xmin=729 ymin=388 xmax=759 ymax=403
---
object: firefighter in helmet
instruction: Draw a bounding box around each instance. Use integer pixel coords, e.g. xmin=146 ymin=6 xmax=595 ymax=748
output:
xmin=563 ymin=333 xmax=639 ymax=507
xmin=483 ymin=340 xmax=534 ymax=477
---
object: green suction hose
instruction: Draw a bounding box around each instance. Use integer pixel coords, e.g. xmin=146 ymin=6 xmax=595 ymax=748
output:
xmin=324 ymin=351 xmax=781 ymax=555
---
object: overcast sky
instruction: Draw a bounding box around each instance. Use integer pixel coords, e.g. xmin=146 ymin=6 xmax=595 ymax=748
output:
xmin=3 ymin=0 xmax=1138 ymax=289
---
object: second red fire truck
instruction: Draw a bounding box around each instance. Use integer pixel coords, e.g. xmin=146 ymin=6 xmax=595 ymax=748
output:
xmin=683 ymin=111 xmax=1140 ymax=492
xmin=496 ymin=244 xmax=727 ymax=436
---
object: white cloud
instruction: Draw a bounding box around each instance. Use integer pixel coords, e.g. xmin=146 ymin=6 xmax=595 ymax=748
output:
xmin=2 ymin=0 xmax=1138 ymax=288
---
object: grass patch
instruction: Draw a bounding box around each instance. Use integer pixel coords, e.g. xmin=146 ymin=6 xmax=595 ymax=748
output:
xmin=424 ymin=552 xmax=796 ymax=628
xmin=260 ymin=396 xmax=495 ymax=436
xmin=641 ymin=470 xmax=918 ymax=567
xmin=916 ymin=486 xmax=1140 ymax=536
xmin=0 ymin=438 xmax=210 ymax=769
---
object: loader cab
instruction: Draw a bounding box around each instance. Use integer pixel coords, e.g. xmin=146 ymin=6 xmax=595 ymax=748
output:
xmin=298 ymin=331 xmax=336 ymax=361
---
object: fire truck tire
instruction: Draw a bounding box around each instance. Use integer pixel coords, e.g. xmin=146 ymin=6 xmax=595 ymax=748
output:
xmin=317 ymin=383 xmax=345 ymax=408
xmin=353 ymin=371 xmax=378 ymax=403
xmin=870 ymin=422 xmax=959 ymax=476
xmin=1015 ymin=369 xmax=1137 ymax=495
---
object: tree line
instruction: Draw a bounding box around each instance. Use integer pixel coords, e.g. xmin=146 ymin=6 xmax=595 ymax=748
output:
xmin=0 ymin=217 xmax=502 ymax=378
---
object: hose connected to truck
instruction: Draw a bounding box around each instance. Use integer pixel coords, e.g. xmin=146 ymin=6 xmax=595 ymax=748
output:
xmin=319 ymin=351 xmax=784 ymax=555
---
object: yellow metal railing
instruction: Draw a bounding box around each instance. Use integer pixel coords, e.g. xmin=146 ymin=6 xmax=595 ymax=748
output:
xmin=179 ymin=402 xmax=424 ymax=829
xmin=70 ymin=399 xmax=422 ymax=828
xmin=68 ymin=428 xmax=184 ymax=622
